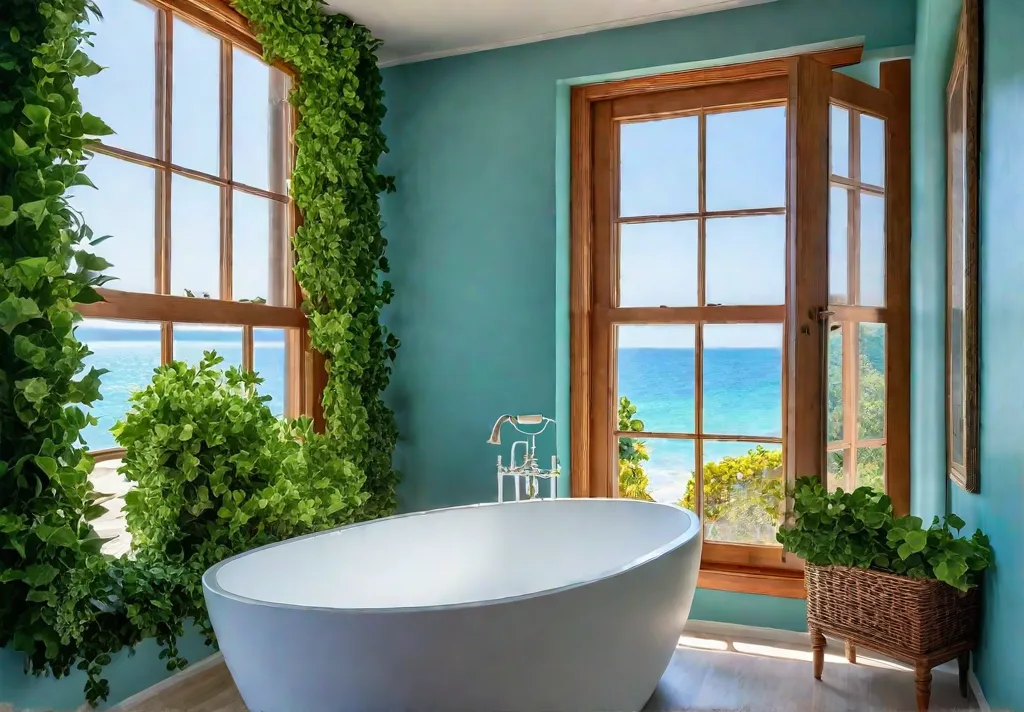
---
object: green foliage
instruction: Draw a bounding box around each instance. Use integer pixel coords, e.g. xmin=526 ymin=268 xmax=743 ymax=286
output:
xmin=777 ymin=477 xmax=993 ymax=592
xmin=680 ymin=446 xmax=784 ymax=544
xmin=617 ymin=397 xmax=653 ymax=501
xmin=0 ymin=0 xmax=125 ymax=698
xmin=232 ymin=0 xmax=399 ymax=519
xmin=1 ymin=0 xmax=397 ymax=704
xmin=114 ymin=353 xmax=368 ymax=647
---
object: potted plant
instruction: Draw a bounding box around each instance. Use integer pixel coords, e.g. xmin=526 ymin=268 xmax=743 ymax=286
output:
xmin=777 ymin=477 xmax=992 ymax=712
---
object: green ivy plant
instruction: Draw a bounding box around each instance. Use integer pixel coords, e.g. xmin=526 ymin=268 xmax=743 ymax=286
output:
xmin=232 ymin=0 xmax=400 ymax=520
xmin=0 ymin=0 xmax=124 ymax=696
xmin=2 ymin=0 xmax=398 ymax=704
xmin=777 ymin=477 xmax=993 ymax=592
xmin=114 ymin=353 xmax=368 ymax=655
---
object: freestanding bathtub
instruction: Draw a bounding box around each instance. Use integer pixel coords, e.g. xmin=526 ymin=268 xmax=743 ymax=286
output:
xmin=203 ymin=498 xmax=702 ymax=712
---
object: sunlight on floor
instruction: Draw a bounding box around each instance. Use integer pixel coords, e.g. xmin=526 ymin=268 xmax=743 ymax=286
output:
xmin=678 ymin=633 xmax=913 ymax=672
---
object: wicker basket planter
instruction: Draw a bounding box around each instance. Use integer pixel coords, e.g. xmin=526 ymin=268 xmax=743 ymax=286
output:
xmin=806 ymin=564 xmax=979 ymax=712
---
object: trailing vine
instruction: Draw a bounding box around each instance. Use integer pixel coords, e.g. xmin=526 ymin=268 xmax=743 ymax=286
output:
xmin=233 ymin=0 xmax=400 ymax=520
xmin=1 ymin=0 xmax=397 ymax=705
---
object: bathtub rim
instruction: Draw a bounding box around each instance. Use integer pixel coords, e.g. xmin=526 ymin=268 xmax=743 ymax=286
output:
xmin=202 ymin=498 xmax=701 ymax=615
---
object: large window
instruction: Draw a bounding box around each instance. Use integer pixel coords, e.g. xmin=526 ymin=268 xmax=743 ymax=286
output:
xmin=74 ymin=0 xmax=305 ymax=457
xmin=571 ymin=52 xmax=910 ymax=597
xmin=73 ymin=0 xmax=306 ymax=553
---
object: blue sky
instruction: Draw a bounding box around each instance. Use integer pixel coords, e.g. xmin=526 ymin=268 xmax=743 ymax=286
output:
xmin=73 ymin=0 xmax=287 ymax=304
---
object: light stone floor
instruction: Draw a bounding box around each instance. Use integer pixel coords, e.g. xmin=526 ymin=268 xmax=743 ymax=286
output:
xmin=113 ymin=629 xmax=979 ymax=712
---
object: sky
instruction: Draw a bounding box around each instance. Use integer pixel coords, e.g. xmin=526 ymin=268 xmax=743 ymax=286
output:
xmin=73 ymin=0 xmax=289 ymax=303
xmin=73 ymin=0 xmax=885 ymax=353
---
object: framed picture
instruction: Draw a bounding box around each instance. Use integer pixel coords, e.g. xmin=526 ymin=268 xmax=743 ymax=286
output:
xmin=946 ymin=0 xmax=981 ymax=493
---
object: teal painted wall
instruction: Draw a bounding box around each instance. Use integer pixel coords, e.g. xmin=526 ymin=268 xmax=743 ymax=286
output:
xmin=381 ymin=0 xmax=914 ymax=633
xmin=1 ymin=625 xmax=212 ymax=710
xmin=946 ymin=1 xmax=1024 ymax=709
xmin=911 ymin=0 xmax=960 ymax=526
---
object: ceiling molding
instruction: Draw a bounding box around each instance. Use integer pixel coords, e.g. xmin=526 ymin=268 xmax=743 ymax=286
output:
xmin=366 ymin=0 xmax=777 ymax=68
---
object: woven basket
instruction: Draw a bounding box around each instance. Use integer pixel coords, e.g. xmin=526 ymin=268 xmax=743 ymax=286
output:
xmin=805 ymin=564 xmax=979 ymax=657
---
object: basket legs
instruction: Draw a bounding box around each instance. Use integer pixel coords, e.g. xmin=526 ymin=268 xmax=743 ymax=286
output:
xmin=914 ymin=661 xmax=932 ymax=712
xmin=844 ymin=640 xmax=857 ymax=664
xmin=958 ymin=652 xmax=970 ymax=698
xmin=811 ymin=628 xmax=826 ymax=680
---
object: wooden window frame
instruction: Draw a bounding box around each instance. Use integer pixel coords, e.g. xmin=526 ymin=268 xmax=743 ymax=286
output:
xmin=80 ymin=0 xmax=317 ymax=461
xmin=570 ymin=47 xmax=911 ymax=599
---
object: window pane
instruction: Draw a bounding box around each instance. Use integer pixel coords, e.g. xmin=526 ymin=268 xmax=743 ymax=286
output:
xmin=617 ymin=325 xmax=695 ymax=434
xmin=233 ymin=49 xmax=291 ymax=193
xmin=173 ymin=324 xmax=242 ymax=370
xmin=72 ymin=153 xmax=156 ymax=293
xmin=618 ymin=221 xmax=697 ymax=307
xmin=702 ymin=441 xmax=783 ymax=545
xmin=170 ymin=175 xmax=220 ymax=298
xmin=860 ymin=114 xmax=886 ymax=187
xmin=618 ymin=436 xmax=695 ymax=506
xmin=858 ymin=323 xmax=886 ymax=440
xmin=254 ymin=328 xmax=288 ymax=417
xmin=619 ymin=117 xmax=698 ymax=217
xmin=703 ymin=324 xmax=783 ymax=437
xmin=705 ymin=215 xmax=785 ymax=305
xmin=857 ymin=445 xmax=885 ymax=492
xmin=827 ymin=448 xmax=848 ymax=491
xmin=706 ymin=106 xmax=786 ymax=211
xmin=80 ymin=0 xmax=156 ymax=156
xmin=828 ymin=323 xmax=844 ymax=443
xmin=859 ymin=194 xmax=886 ymax=306
xmin=233 ymin=191 xmax=290 ymax=305
xmin=830 ymin=105 xmax=850 ymax=177
xmin=79 ymin=319 xmax=161 ymax=451
xmin=828 ymin=186 xmax=849 ymax=304
xmin=172 ymin=19 xmax=220 ymax=175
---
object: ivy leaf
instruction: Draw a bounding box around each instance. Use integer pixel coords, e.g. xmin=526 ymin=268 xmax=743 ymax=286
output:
xmin=10 ymin=26 xmax=20 ymax=43
xmin=16 ymin=377 xmax=50 ymax=404
xmin=0 ymin=295 xmax=42 ymax=333
xmin=23 ymin=564 xmax=60 ymax=587
xmin=904 ymin=530 xmax=928 ymax=554
xmin=11 ymin=131 xmax=40 ymax=157
xmin=897 ymin=542 xmax=913 ymax=560
xmin=14 ymin=256 xmax=50 ymax=290
xmin=69 ymin=51 xmax=103 ymax=78
xmin=0 ymin=195 xmax=16 ymax=226
xmin=81 ymin=112 xmax=114 ymax=137
xmin=19 ymin=199 xmax=50 ymax=229
xmin=15 ymin=336 xmax=48 ymax=368
xmin=23 ymin=104 xmax=51 ymax=130
xmin=946 ymin=513 xmax=966 ymax=531
xmin=33 ymin=456 xmax=58 ymax=479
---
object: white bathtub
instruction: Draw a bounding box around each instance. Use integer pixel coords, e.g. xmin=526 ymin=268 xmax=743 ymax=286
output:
xmin=203 ymin=498 xmax=702 ymax=712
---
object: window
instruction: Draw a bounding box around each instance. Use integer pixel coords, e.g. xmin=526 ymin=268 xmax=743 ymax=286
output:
xmin=74 ymin=0 xmax=308 ymax=551
xmin=571 ymin=51 xmax=910 ymax=597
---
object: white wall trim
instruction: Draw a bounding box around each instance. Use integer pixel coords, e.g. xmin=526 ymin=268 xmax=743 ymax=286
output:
xmin=969 ymin=670 xmax=990 ymax=712
xmin=375 ymin=0 xmax=776 ymax=67
xmin=104 ymin=652 xmax=224 ymax=712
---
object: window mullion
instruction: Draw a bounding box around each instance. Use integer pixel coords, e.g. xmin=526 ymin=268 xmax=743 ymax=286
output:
xmin=695 ymin=110 xmax=707 ymax=523
xmin=157 ymin=9 xmax=173 ymax=364
xmin=220 ymin=39 xmax=233 ymax=302
xmin=785 ymin=56 xmax=831 ymax=485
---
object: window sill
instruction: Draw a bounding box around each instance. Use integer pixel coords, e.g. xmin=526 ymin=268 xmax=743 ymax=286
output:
xmin=698 ymin=563 xmax=807 ymax=599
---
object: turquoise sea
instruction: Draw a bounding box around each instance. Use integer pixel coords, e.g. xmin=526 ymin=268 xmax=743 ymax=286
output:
xmin=79 ymin=323 xmax=286 ymax=451
xmin=78 ymin=325 xmax=782 ymax=503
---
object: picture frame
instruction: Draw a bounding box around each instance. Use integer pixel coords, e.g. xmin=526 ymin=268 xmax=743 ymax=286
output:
xmin=946 ymin=0 xmax=981 ymax=493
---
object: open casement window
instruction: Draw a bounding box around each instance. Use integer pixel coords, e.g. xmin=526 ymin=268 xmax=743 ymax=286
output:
xmin=571 ymin=52 xmax=910 ymax=598
xmin=72 ymin=0 xmax=311 ymax=551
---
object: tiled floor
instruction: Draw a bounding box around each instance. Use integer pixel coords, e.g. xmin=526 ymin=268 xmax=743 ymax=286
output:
xmin=117 ymin=628 xmax=977 ymax=712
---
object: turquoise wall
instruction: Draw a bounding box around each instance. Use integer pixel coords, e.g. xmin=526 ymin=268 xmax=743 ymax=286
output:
xmin=1 ymin=625 xmax=212 ymax=710
xmin=945 ymin=1 xmax=1024 ymax=709
xmin=380 ymin=0 xmax=914 ymax=635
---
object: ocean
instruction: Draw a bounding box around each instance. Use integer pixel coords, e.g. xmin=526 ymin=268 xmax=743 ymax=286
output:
xmin=78 ymin=325 xmax=783 ymax=505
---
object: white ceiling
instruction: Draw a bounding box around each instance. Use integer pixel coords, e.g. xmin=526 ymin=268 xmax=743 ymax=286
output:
xmin=326 ymin=0 xmax=777 ymax=67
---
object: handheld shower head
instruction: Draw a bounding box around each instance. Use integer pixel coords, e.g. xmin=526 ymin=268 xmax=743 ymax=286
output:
xmin=487 ymin=415 xmax=513 ymax=445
